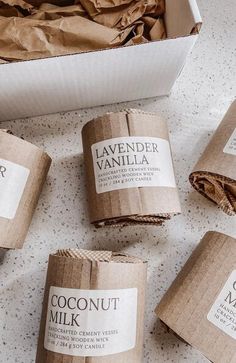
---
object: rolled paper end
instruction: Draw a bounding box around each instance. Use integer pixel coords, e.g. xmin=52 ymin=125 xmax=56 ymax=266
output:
xmin=94 ymin=213 xmax=173 ymax=228
xmin=189 ymin=171 xmax=236 ymax=216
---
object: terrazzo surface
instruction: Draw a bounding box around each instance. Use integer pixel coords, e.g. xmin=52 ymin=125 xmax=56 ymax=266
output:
xmin=0 ymin=0 xmax=236 ymax=362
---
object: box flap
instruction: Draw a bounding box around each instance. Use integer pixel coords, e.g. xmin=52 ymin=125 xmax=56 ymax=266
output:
xmin=165 ymin=0 xmax=202 ymax=38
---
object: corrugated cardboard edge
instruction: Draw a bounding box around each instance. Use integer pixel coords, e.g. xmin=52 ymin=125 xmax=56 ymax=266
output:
xmin=189 ymin=171 xmax=236 ymax=216
xmin=56 ymin=248 xmax=146 ymax=263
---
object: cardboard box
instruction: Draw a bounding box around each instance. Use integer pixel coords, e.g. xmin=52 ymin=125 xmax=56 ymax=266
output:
xmin=82 ymin=109 xmax=181 ymax=227
xmin=36 ymin=249 xmax=147 ymax=362
xmin=0 ymin=130 xmax=51 ymax=249
xmin=190 ymin=100 xmax=236 ymax=215
xmin=155 ymin=231 xmax=236 ymax=363
xmin=0 ymin=0 xmax=201 ymax=121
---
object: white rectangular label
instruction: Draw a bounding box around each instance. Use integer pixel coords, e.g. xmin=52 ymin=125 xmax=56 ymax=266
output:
xmin=44 ymin=287 xmax=138 ymax=357
xmin=0 ymin=159 xmax=29 ymax=219
xmin=207 ymin=270 xmax=236 ymax=339
xmin=223 ymin=128 xmax=236 ymax=156
xmin=91 ymin=136 xmax=176 ymax=194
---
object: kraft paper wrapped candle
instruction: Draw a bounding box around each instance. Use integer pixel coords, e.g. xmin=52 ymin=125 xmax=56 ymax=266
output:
xmin=36 ymin=249 xmax=147 ymax=363
xmin=82 ymin=109 xmax=181 ymax=227
xmin=189 ymin=101 xmax=236 ymax=215
xmin=0 ymin=130 xmax=51 ymax=249
xmin=156 ymin=231 xmax=236 ymax=363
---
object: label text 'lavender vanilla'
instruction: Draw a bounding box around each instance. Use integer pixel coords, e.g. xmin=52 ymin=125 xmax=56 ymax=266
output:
xmin=91 ymin=137 xmax=176 ymax=194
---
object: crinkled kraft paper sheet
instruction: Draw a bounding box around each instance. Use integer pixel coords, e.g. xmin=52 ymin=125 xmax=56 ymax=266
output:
xmin=0 ymin=0 xmax=166 ymax=62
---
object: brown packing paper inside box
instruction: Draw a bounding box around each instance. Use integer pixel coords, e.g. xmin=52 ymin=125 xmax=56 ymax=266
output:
xmin=189 ymin=100 xmax=236 ymax=216
xmin=155 ymin=231 xmax=236 ymax=363
xmin=0 ymin=130 xmax=51 ymax=249
xmin=0 ymin=0 xmax=166 ymax=62
xmin=36 ymin=248 xmax=147 ymax=362
xmin=82 ymin=109 xmax=181 ymax=227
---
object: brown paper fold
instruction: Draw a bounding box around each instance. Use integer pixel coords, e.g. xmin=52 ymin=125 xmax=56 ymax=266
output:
xmin=0 ymin=14 xmax=133 ymax=61
xmin=28 ymin=3 xmax=86 ymax=19
xmin=0 ymin=131 xmax=51 ymax=249
xmin=82 ymin=109 xmax=181 ymax=227
xmin=1 ymin=0 xmax=33 ymax=10
xmin=84 ymin=0 xmax=166 ymax=29
xmin=189 ymin=101 xmax=236 ymax=215
xmin=0 ymin=0 xmax=166 ymax=62
xmin=155 ymin=231 xmax=236 ymax=363
xmin=36 ymin=249 xmax=147 ymax=362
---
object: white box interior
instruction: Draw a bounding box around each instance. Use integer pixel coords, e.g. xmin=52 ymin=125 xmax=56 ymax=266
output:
xmin=0 ymin=0 xmax=202 ymax=121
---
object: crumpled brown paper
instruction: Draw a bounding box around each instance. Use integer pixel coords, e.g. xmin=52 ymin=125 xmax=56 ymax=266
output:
xmin=189 ymin=172 xmax=236 ymax=216
xmin=0 ymin=0 xmax=166 ymax=62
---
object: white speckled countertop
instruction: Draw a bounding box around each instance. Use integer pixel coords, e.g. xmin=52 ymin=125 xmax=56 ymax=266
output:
xmin=0 ymin=0 xmax=236 ymax=362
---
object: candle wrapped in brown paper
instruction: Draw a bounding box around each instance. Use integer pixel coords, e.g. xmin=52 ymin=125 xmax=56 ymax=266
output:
xmin=36 ymin=249 xmax=147 ymax=362
xmin=189 ymin=101 xmax=236 ymax=215
xmin=156 ymin=231 xmax=236 ymax=363
xmin=82 ymin=109 xmax=181 ymax=227
xmin=0 ymin=0 xmax=166 ymax=62
xmin=0 ymin=130 xmax=51 ymax=249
